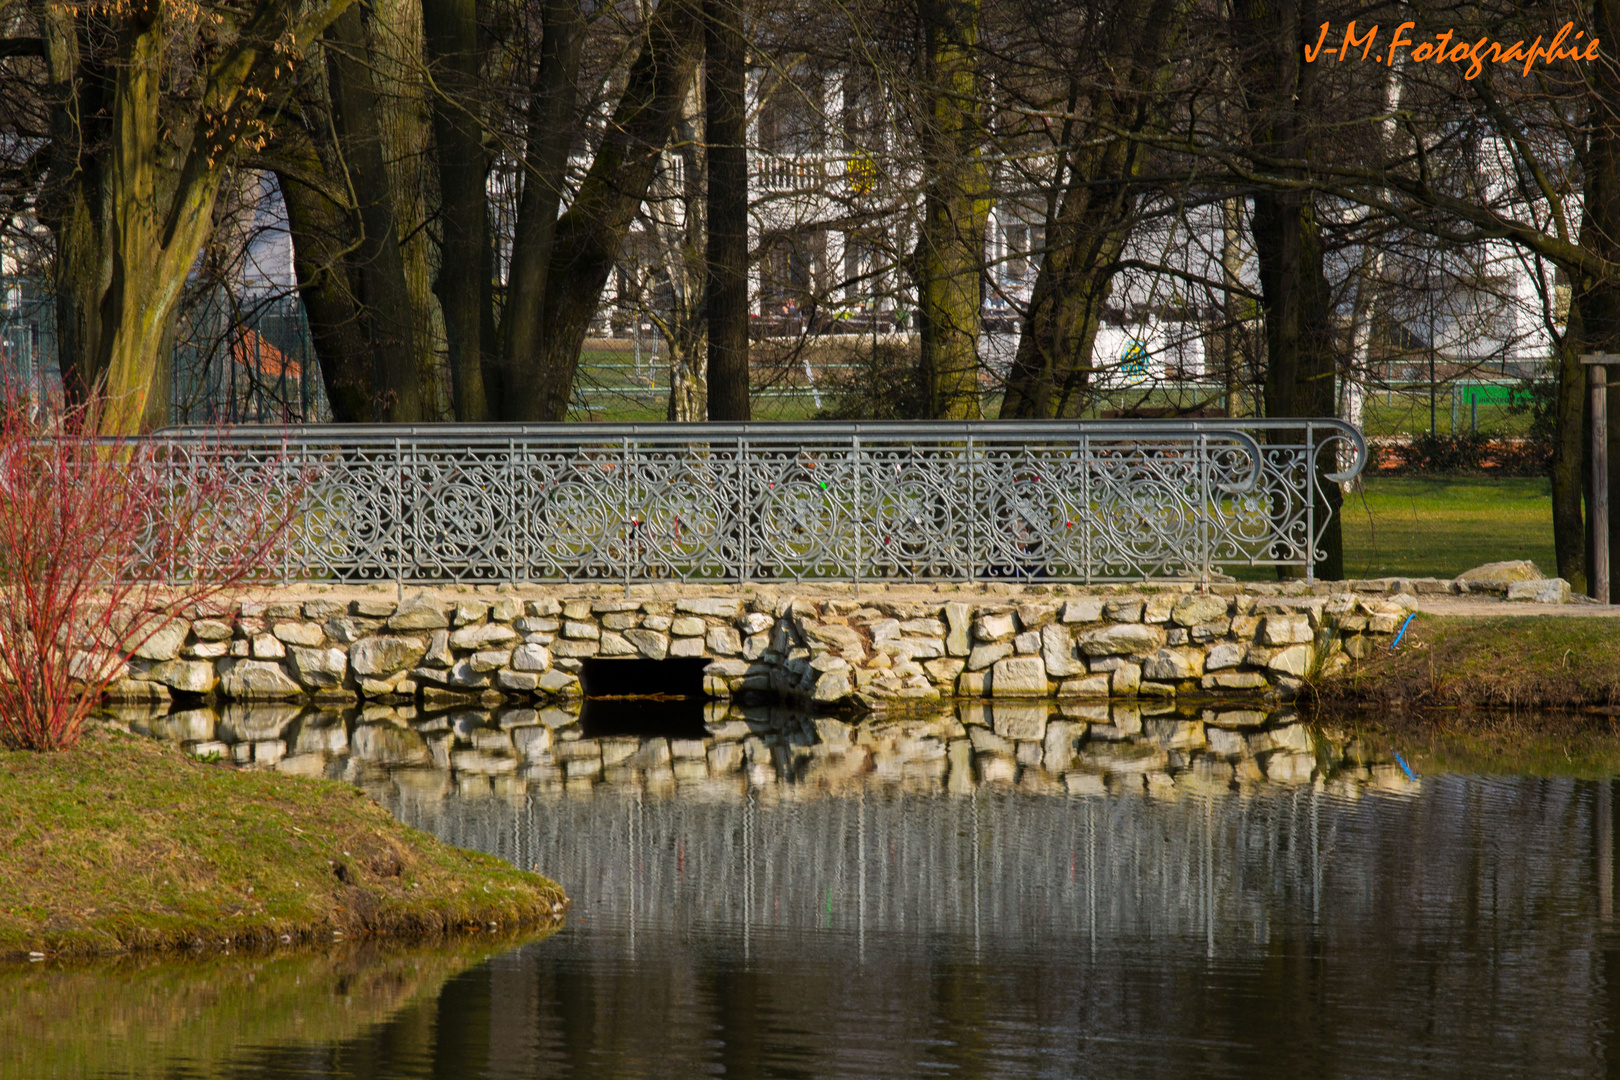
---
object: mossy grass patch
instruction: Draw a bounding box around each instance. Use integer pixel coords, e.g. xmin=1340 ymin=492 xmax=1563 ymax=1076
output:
xmin=0 ymin=726 xmax=565 ymax=960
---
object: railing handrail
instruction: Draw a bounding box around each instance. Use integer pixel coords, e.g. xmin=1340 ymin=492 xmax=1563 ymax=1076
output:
xmin=126 ymin=418 xmax=1366 ymax=585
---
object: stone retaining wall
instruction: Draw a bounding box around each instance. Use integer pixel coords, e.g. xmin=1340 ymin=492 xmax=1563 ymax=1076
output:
xmin=106 ymin=582 xmax=1417 ymax=712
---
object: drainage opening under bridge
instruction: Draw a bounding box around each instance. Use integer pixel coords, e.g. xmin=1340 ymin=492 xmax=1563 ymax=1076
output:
xmin=577 ymin=657 xmax=714 ymax=740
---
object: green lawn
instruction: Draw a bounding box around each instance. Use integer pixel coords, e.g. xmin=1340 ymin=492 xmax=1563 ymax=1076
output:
xmin=1339 ymin=475 xmax=1555 ymax=580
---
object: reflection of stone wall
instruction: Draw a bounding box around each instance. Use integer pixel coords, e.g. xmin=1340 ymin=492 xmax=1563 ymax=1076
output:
xmin=115 ymin=695 xmax=1416 ymax=806
xmin=106 ymin=583 xmax=1415 ymax=712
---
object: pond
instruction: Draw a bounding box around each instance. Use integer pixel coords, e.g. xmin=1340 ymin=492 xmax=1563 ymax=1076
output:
xmin=7 ymin=698 xmax=1620 ymax=1078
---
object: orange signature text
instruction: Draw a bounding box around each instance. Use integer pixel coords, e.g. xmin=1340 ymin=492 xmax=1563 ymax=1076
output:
xmin=1305 ymin=20 xmax=1600 ymax=78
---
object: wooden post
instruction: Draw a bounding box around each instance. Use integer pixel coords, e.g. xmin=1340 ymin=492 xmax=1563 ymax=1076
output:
xmin=1583 ymin=355 xmax=1611 ymax=604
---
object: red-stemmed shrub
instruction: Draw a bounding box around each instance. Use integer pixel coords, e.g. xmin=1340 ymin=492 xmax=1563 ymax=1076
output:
xmin=0 ymin=384 xmax=303 ymax=751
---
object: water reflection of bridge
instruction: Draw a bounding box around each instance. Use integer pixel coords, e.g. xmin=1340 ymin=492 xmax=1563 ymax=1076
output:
xmin=113 ymin=702 xmax=1620 ymax=1076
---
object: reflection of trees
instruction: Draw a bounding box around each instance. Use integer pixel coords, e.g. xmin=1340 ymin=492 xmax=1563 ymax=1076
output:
xmin=385 ymin=776 xmax=1620 ymax=1077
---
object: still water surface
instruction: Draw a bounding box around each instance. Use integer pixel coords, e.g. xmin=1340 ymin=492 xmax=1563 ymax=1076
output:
xmin=8 ymin=700 xmax=1620 ymax=1078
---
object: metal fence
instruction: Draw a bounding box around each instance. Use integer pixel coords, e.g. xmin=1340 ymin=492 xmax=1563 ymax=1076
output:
xmin=146 ymin=419 xmax=1365 ymax=585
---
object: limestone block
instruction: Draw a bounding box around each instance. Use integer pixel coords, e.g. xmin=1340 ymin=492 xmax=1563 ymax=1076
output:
xmin=598 ymin=633 xmax=638 ymax=657
xmin=1507 ymin=578 xmax=1571 ymax=604
xmin=1015 ymin=604 xmax=1056 ymax=631
xmin=1057 ymin=674 xmax=1111 ymax=697
xmin=186 ymin=640 xmax=229 ymax=659
xmin=974 ymin=613 xmax=1017 ymax=641
xmin=550 ymin=639 xmax=600 ymax=658
xmin=422 ymin=630 xmax=453 ymax=667
xmin=453 ymin=601 xmax=489 ymax=626
xmin=217 ymin=659 xmax=302 ymax=699
xmin=1141 ymin=647 xmax=1204 ymax=681
xmin=1111 ymin=663 xmax=1141 ymax=695
xmin=944 ymin=602 xmax=972 ymax=656
xmin=388 ymin=595 xmax=449 ymax=630
xmin=667 ymin=637 xmax=705 ymax=658
xmin=621 ymin=629 xmax=669 ymax=660
xmin=535 ymin=669 xmax=579 ymax=696
xmin=707 ymin=626 xmax=742 ymax=655
xmin=516 ymin=617 xmax=560 ymax=635
xmin=1457 ymin=559 xmax=1544 ymax=585
xmin=810 ymin=654 xmax=850 ymax=674
xmin=1205 ymin=642 xmax=1244 ymax=670
xmin=740 ymin=611 xmax=774 ymax=636
xmin=811 ymin=670 xmax=852 ymax=702
xmin=668 ymin=616 xmax=704 ymax=637
xmin=1013 ymin=630 xmax=1041 ymax=655
xmin=450 ymin=623 xmax=518 ymax=650
xmin=278 ymin=642 xmax=349 ymax=691
xmin=1103 ymin=599 xmax=1143 ymax=622
xmin=350 ymin=636 xmax=427 ymax=677
xmin=269 ymin=621 xmax=324 ymax=648
xmin=527 ymin=598 xmax=562 ymax=617
xmin=990 ymin=656 xmax=1048 ymax=697
xmin=1368 ymin=614 xmax=1402 ymax=634
xmin=1077 ymin=623 xmax=1165 ymax=656
xmin=352 ymin=599 xmax=396 ymax=617
xmin=1060 ymin=598 xmax=1105 ymax=623
xmin=135 ymin=619 xmax=191 ymax=661
xmin=1266 ymin=644 xmax=1314 ymax=677
xmin=678 ymin=597 xmax=743 ymax=618
xmin=895 ymin=637 xmax=945 ymax=660
xmin=956 ymin=670 xmax=991 ymax=697
xmin=1142 ymin=594 xmax=1176 ymax=624
xmin=1260 ymin=614 xmax=1313 ymax=646
xmin=509 ymin=643 xmax=552 ymax=672
xmin=1202 ymin=671 xmax=1270 ymax=690
xmin=469 ymin=649 xmax=512 ymax=673
xmin=561 ymin=600 xmax=592 ymax=620
xmin=965 ymin=641 xmax=1013 ymax=672
xmin=901 ymin=618 xmax=947 ymax=637
xmin=1343 ymin=634 xmax=1374 ymax=659
xmin=148 ymin=659 xmax=218 ymax=694
xmin=1040 ymin=623 xmax=1086 ymax=677
xmin=923 ymin=657 xmax=966 ymax=685
xmin=1171 ymin=594 xmax=1229 ymax=627
xmin=562 ymin=620 xmax=600 ymax=640
xmin=192 ymin=619 xmax=234 ymax=642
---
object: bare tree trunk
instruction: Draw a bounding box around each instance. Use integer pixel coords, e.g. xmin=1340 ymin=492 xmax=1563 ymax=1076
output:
xmin=914 ymin=0 xmax=989 ymax=420
xmin=325 ymin=4 xmax=426 ymax=421
xmin=422 ymin=0 xmax=489 ymax=420
xmin=999 ymin=0 xmax=1186 ymax=420
xmin=529 ymin=0 xmax=704 ymax=421
xmin=1239 ymin=0 xmax=1341 ymax=580
xmin=274 ymin=134 xmax=375 ymax=421
xmin=501 ymin=0 xmax=583 ymax=420
xmin=703 ymin=0 xmax=750 ymax=420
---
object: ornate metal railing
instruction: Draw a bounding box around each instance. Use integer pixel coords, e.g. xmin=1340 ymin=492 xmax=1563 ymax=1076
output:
xmin=145 ymin=419 xmax=1365 ymax=585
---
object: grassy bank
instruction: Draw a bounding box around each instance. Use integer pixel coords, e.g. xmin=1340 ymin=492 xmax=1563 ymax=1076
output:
xmin=0 ymin=727 xmax=566 ymax=960
xmin=1319 ymin=614 xmax=1620 ymax=712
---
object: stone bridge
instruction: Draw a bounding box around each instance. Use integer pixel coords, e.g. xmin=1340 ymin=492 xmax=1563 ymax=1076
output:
xmin=108 ymin=580 xmax=1419 ymax=712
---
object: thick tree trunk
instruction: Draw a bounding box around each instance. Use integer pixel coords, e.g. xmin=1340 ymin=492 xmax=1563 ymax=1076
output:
xmin=274 ymin=136 xmax=375 ymax=422
xmin=703 ymin=0 xmax=749 ymax=420
xmin=501 ymin=0 xmax=583 ymax=420
xmin=914 ymin=0 xmax=989 ymax=420
xmin=422 ymin=0 xmax=489 ymax=420
xmin=528 ymin=0 xmax=704 ymax=421
xmin=1239 ymin=0 xmax=1342 ymax=581
xmin=325 ymin=5 xmax=425 ymax=421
